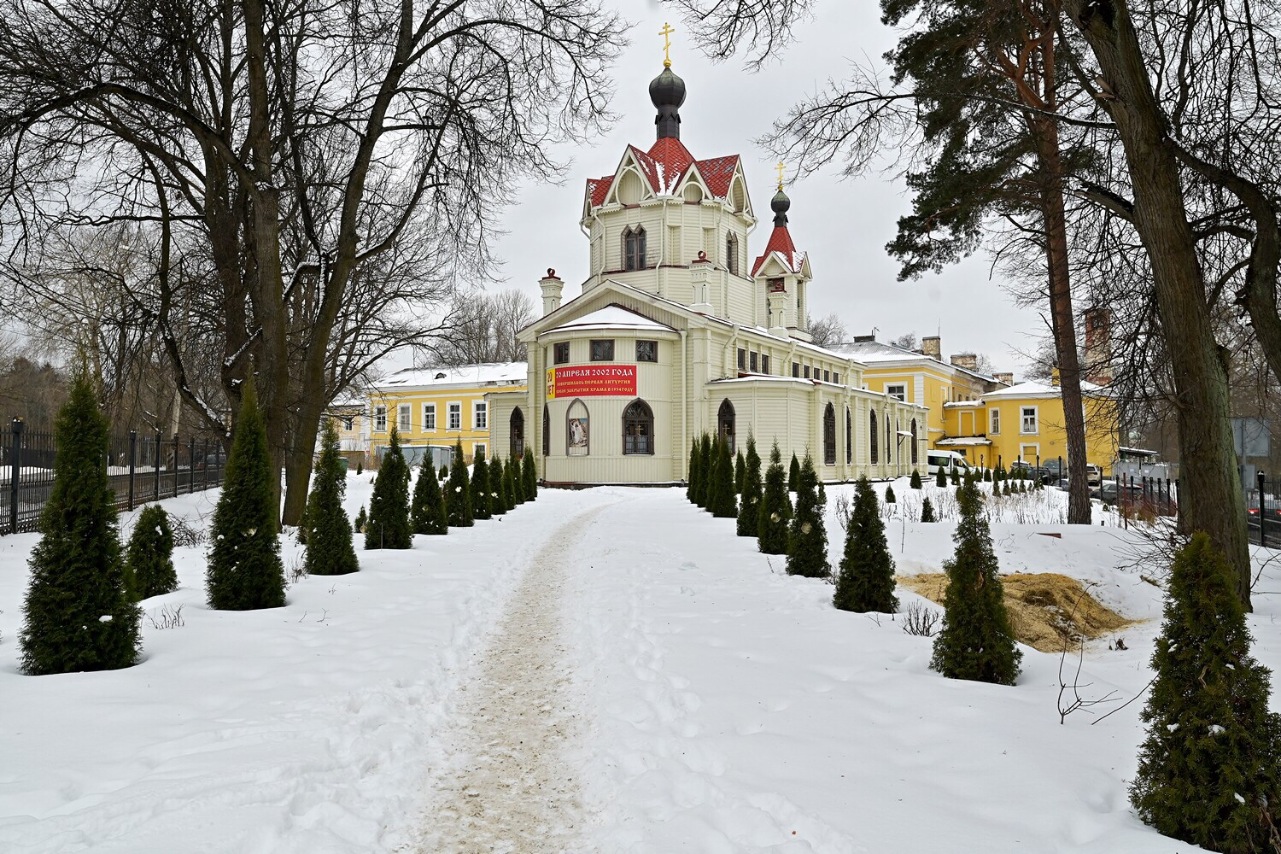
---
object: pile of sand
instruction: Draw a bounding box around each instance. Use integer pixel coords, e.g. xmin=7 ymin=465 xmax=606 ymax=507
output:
xmin=900 ymin=572 xmax=1137 ymax=653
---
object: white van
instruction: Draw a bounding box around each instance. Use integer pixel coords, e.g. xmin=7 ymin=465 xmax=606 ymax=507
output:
xmin=927 ymin=451 xmax=970 ymax=476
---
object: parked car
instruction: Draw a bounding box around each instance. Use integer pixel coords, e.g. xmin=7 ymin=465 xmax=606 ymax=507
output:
xmin=1086 ymin=463 xmax=1103 ymax=486
xmin=927 ymin=450 xmax=970 ymax=477
xmin=1092 ymin=479 xmax=1143 ymax=505
xmin=1008 ymin=460 xmax=1048 ymax=482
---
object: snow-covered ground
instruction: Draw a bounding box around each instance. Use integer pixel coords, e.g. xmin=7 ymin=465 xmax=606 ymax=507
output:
xmin=0 ymin=474 xmax=1276 ymax=852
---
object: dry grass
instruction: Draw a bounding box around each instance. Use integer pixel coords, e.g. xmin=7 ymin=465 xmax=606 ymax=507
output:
xmin=900 ymin=572 xmax=1138 ymax=653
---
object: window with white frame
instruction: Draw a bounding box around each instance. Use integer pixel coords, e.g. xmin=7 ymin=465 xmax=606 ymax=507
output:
xmin=473 ymin=443 xmax=486 ymax=460
xmin=423 ymin=403 xmax=436 ymax=431
xmin=473 ymin=401 xmax=487 ymax=430
xmin=1020 ymin=406 xmax=1038 ymax=434
xmin=989 ymin=408 xmax=1000 ymax=434
xmin=374 ymin=405 xmax=387 ymax=432
xmin=448 ymin=402 xmax=461 ymax=430
xmin=397 ymin=403 xmax=411 ymax=432
xmin=886 ymin=383 xmax=906 ymax=401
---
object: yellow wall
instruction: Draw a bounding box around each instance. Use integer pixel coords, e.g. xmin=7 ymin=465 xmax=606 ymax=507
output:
xmin=861 ymin=363 xmax=990 ymax=448
xmin=945 ymin=393 xmax=1118 ymax=472
xmin=369 ymin=383 xmax=528 ymax=464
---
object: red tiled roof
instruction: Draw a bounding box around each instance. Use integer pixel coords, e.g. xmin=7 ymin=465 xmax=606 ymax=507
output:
xmin=583 ymin=141 xmax=741 ymax=209
xmin=751 ymin=225 xmax=804 ymax=276
xmin=695 ymin=154 xmax=739 ymax=198
xmin=587 ymin=176 xmax=614 ymax=207
xmin=647 ymin=137 xmax=695 ymax=179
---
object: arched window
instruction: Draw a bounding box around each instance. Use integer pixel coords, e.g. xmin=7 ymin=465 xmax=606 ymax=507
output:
xmin=910 ymin=419 xmax=918 ymax=465
xmin=623 ymin=399 xmax=654 ymax=455
xmin=845 ymin=406 xmax=852 ymax=464
xmin=510 ymin=408 xmax=525 ymax=459
xmin=567 ymin=399 xmax=589 ymax=456
xmin=823 ymin=403 xmax=836 ymax=465
xmin=717 ymin=398 xmax=736 ymax=454
xmin=623 ymin=226 xmax=647 ymax=271
xmin=884 ymin=414 xmax=892 ymax=463
xmin=542 ymin=404 xmax=550 ymax=456
xmin=869 ymin=409 xmax=879 ymax=464
xmin=725 ymin=232 xmax=739 ymax=277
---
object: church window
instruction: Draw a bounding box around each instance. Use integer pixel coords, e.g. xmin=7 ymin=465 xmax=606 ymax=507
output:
xmin=792 ymin=362 xmax=800 ymax=378
xmin=636 ymin=340 xmax=657 ymax=362
xmin=726 ymin=232 xmax=739 ymax=277
xmin=911 ymin=419 xmax=919 ymax=465
xmin=542 ymin=405 xmax=550 ymax=456
xmin=554 ymin=342 xmax=570 ymax=364
xmin=846 ymin=407 xmax=852 ymax=464
xmin=511 ymin=408 xmax=525 ymax=459
xmin=623 ymin=399 xmax=654 ymax=455
xmin=803 ymin=365 xmax=811 ymax=379
xmin=590 ymin=339 xmax=615 ymax=361
xmin=567 ymin=399 xmax=590 ymax=456
xmin=823 ymin=403 xmax=836 ymax=465
xmin=834 ymin=372 xmax=840 ymax=384
xmin=623 ymin=226 xmax=647 ymax=271
xmin=717 ymin=399 xmax=736 ymax=454
xmin=762 ymin=355 xmax=771 ymax=374
xmin=823 ymin=370 xmax=830 ymax=383
xmin=749 ymin=352 xmax=758 ymax=372
xmin=869 ymin=409 xmax=879 ymax=464
xmin=737 ymin=348 xmax=747 ymax=371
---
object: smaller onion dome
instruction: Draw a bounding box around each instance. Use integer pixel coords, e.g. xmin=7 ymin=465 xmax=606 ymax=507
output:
xmin=649 ymin=66 xmax=686 ymax=140
xmin=771 ymin=188 xmax=791 ymax=227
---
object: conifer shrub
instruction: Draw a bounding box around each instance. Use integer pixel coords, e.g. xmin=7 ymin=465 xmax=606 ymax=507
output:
xmin=356 ymin=460 xmax=363 ymax=476
xmin=936 ymin=466 xmax=948 ymax=487
xmin=305 ymin=418 xmax=359 ymax=574
xmin=471 ymin=447 xmax=492 ymax=521
xmin=737 ymin=435 xmax=763 ymax=537
xmin=125 ymin=504 xmax=177 ymax=600
xmin=788 ymin=452 xmax=801 ymax=492
xmin=885 ymin=484 xmax=896 ymax=504
xmin=818 ymin=481 xmax=827 ymax=507
xmin=786 ymin=453 xmax=828 ymax=578
xmin=206 ymin=380 xmax=286 ymax=611
xmin=910 ymin=469 xmax=923 ymax=489
xmin=365 ymin=424 xmax=412 ymax=549
xmin=758 ymin=442 xmax=791 ymax=554
xmin=522 ymin=451 xmax=538 ymax=501
xmin=709 ymin=436 xmax=737 ymax=518
xmin=354 ymin=505 xmax=367 ymax=533
xmin=930 ymin=480 xmax=1021 ymax=685
xmin=696 ymin=433 xmax=713 ymax=508
xmin=488 ymin=452 xmax=508 ymax=515
xmin=921 ymin=496 xmax=936 ymax=522
xmin=411 ymin=463 xmax=448 ymax=535
xmin=1130 ymin=533 xmax=1281 ymax=852
xmin=687 ymin=438 xmax=700 ymax=504
xmin=504 ymin=457 xmax=520 ymax=509
xmin=19 ymin=374 xmax=141 ymax=674
xmin=735 ymin=450 xmax=746 ymax=495
xmin=834 ymin=476 xmax=897 ymax=612
xmin=440 ymin=464 xmax=448 ymax=481
xmin=982 ymin=467 xmax=992 ymax=482
xmin=447 ymin=440 xmax=474 ymax=527
xmin=952 ymin=467 xmax=962 ymax=486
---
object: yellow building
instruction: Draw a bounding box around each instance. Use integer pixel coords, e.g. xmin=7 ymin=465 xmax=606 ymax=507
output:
xmin=368 ymin=363 xmax=528 ymax=466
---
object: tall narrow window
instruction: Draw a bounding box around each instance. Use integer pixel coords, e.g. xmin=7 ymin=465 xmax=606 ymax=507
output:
xmin=542 ymin=404 xmax=550 ymax=456
xmin=1021 ymin=406 xmax=1038 ymax=434
xmin=990 ymin=408 xmax=1001 ymax=434
xmin=762 ymin=354 xmax=771 ymax=374
xmin=725 ymin=232 xmax=739 ymax=277
xmin=846 ymin=407 xmax=852 ymax=464
xmin=567 ymin=399 xmax=589 ymax=456
xmin=623 ymin=399 xmax=655 ymax=455
xmin=623 ymin=226 xmax=647 ymax=271
xmin=718 ymin=398 xmax=736 ymax=454
xmin=823 ymin=403 xmax=836 ymax=465
xmin=869 ymin=409 xmax=879 ymax=464
xmin=374 ymin=405 xmax=387 ymax=433
xmin=910 ymin=419 xmax=918 ymax=465
xmin=884 ymin=415 xmax=892 ymax=463
xmin=473 ymin=401 xmax=487 ymax=430
xmin=398 ymin=403 xmax=411 ymax=432
xmin=448 ymin=403 xmax=461 ymax=430
xmin=737 ymin=348 xmax=747 ymax=371
xmin=511 ymin=408 xmax=525 ymax=459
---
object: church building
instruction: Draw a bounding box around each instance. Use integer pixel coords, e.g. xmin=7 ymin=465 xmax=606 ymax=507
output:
xmin=487 ymin=48 xmax=926 ymax=486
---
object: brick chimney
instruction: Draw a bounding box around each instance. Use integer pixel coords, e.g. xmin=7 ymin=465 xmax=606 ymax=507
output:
xmin=950 ymin=353 xmax=978 ymax=371
xmin=1083 ymin=307 xmax=1112 ymax=384
xmin=922 ymin=336 xmax=941 ymax=360
xmin=994 ymin=372 xmax=1014 ymax=386
xmin=540 ymin=268 xmax=563 ymax=315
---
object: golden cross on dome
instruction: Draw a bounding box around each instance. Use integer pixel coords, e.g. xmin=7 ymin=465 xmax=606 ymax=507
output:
xmin=776 ymin=161 xmax=786 ymax=190
xmin=659 ymin=22 xmax=676 ymax=67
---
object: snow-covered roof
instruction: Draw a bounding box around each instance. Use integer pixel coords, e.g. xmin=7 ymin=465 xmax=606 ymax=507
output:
xmin=545 ymin=304 xmax=676 ymax=334
xmin=936 ymin=436 xmax=992 ymax=447
xmin=943 ymin=400 xmax=983 ymax=408
xmin=376 ymin=362 xmax=527 ymax=391
xmin=983 ymin=380 xmax=1107 ymax=399
xmin=831 ymin=340 xmax=1001 ymax=383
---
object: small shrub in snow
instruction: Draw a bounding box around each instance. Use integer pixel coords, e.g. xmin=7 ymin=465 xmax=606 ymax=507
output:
xmin=471 ymin=446 xmax=492 ymax=521
xmin=446 ymin=440 xmax=474 ymax=528
xmin=146 ymin=603 xmax=185 ymax=630
xmin=788 ymin=452 xmax=800 ymax=493
xmin=735 ymin=449 xmax=746 ymax=495
xmin=355 ymin=460 xmax=363 ymax=476
xmin=696 ymin=433 xmax=713 ymax=509
xmin=952 ymin=468 xmax=962 ymax=486
xmin=920 ymin=496 xmax=936 ymax=523
xmin=910 ymin=469 xmax=922 ymax=489
xmin=488 ymin=452 xmax=508 ymax=516
xmin=758 ymin=442 xmax=791 ymax=555
xmin=365 ymin=424 xmax=412 ymax=549
xmin=902 ymin=601 xmax=939 ymax=637
xmin=885 ymin=484 xmax=896 ymax=504
xmin=834 ymin=476 xmax=897 ymax=613
xmin=786 ymin=453 xmax=828 ymax=578
xmin=708 ymin=435 xmax=737 ymax=519
xmin=353 ymin=505 xmax=367 ymax=533
xmin=738 ymin=435 xmax=762 ymax=537
xmin=306 ymin=419 xmax=359 ymax=575
xmin=936 ymin=467 xmax=947 ymax=488
xmin=522 ymin=450 xmax=538 ymax=502
xmin=504 ymin=456 xmax=522 ymax=508
xmin=686 ymin=437 xmax=700 ymax=505
xmin=982 ymin=468 xmax=992 ymax=483
xmin=1130 ymin=533 xmax=1281 ymax=852
xmin=169 ymin=515 xmax=206 ymax=547
xmin=125 ymin=505 xmax=177 ymax=600
xmin=411 ymin=464 xmax=448 ymax=535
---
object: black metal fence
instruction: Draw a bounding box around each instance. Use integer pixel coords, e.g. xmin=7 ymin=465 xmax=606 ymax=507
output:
xmin=1 ymin=419 xmax=226 ymax=536
xmin=1247 ymin=472 xmax=1281 ymax=548
xmin=1109 ymin=473 xmax=1180 ymax=520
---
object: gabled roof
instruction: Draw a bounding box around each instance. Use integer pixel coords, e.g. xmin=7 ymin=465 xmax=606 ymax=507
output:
xmin=983 ymin=379 xmax=1108 ymax=398
xmin=585 ymin=137 xmax=743 ymax=206
xmin=546 ymin=304 xmax=677 ymax=334
xmin=831 ymin=340 xmax=1001 ymax=384
xmin=751 ymin=224 xmax=806 ymax=277
xmin=376 ymin=362 xmax=527 ymax=391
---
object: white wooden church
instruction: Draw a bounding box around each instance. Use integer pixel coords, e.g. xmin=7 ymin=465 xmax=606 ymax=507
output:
xmin=487 ymin=56 xmax=927 ymax=486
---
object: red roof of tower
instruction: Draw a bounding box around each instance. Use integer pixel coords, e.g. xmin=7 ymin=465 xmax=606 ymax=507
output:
xmin=584 ymin=139 xmax=742 ymax=206
xmin=751 ymin=225 xmax=805 ymax=277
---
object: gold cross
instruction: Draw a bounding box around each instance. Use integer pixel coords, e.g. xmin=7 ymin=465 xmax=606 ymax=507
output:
xmin=776 ymin=161 xmax=786 ymax=190
xmin=659 ymin=22 xmax=676 ymax=67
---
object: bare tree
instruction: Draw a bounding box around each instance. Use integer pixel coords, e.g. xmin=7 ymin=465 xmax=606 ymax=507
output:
xmin=890 ymin=331 xmax=919 ymax=351
xmin=807 ymin=312 xmax=848 ymax=347
xmin=430 ymin=288 xmax=535 ymax=366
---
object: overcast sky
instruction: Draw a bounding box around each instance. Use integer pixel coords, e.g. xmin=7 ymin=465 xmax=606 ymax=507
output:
xmin=488 ymin=0 xmax=1046 ymax=377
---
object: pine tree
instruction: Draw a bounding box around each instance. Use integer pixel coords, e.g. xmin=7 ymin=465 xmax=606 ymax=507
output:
xmin=125 ymin=504 xmax=177 ymax=601
xmin=885 ymin=484 xmax=896 ymax=504
xmin=735 ymin=450 xmax=746 ymax=495
xmin=788 ymin=452 xmax=801 ymax=492
xmin=504 ymin=456 xmax=521 ymax=509
xmin=787 ymin=453 xmax=828 ymax=578
xmin=447 ymin=440 xmax=474 ymax=527
xmin=936 ymin=466 xmax=948 ymax=488
xmin=365 ymin=424 xmax=412 ymax=549
xmin=758 ymin=442 xmax=791 ymax=555
xmin=709 ymin=436 xmax=737 ymax=518
xmin=356 ymin=460 xmax=363 ymax=476
xmin=305 ymin=418 xmax=359 ymax=574
xmin=930 ymin=480 xmax=1021 ymax=685
xmin=206 ymin=379 xmax=286 ymax=611
xmin=737 ymin=435 xmax=763 ymax=537
xmin=19 ymin=374 xmax=140 ymax=674
xmin=1130 ymin=533 xmax=1281 ymax=852
xmin=921 ymin=496 xmax=936 ymax=522
xmin=696 ymin=433 xmax=713 ymax=508
xmin=488 ymin=452 xmax=508 ymax=515
xmin=522 ymin=450 xmax=538 ymax=501
xmin=982 ymin=467 xmax=991 ymax=483
xmin=910 ymin=469 xmax=923 ymax=489
xmin=687 ymin=437 xmax=700 ymax=504
xmin=471 ymin=446 xmax=492 ymax=521
xmin=834 ymin=476 xmax=898 ymax=612
xmin=353 ymin=505 xmax=367 ymax=533
xmin=411 ymin=463 xmax=448 ymax=535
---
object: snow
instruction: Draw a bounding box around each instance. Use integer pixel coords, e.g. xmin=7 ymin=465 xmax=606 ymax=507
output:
xmin=378 ymin=362 xmax=526 ymax=390
xmin=546 ymin=304 xmax=676 ymax=333
xmin=1 ymin=475 xmax=1277 ymax=852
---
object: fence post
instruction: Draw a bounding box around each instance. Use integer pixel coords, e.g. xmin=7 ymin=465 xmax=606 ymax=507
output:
xmin=1259 ymin=470 xmax=1268 ymax=549
xmin=128 ymin=430 xmax=137 ymax=510
xmin=9 ymin=418 xmax=22 ymax=535
xmin=188 ymin=436 xmax=196 ymax=494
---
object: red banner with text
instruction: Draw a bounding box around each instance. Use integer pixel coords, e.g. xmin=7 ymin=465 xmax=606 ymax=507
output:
xmin=546 ymin=365 xmax=638 ymax=399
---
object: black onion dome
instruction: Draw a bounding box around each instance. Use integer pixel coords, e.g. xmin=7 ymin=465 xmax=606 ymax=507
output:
xmin=771 ymin=188 xmax=791 ymax=226
xmin=649 ymin=66 xmax=686 ymax=140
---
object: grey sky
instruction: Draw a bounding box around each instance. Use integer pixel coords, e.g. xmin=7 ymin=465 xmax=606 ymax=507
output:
xmin=489 ymin=1 xmax=1045 ymax=377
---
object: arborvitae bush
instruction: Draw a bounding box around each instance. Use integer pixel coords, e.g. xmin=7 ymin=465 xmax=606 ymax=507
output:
xmin=125 ymin=504 xmax=177 ymax=600
xmin=788 ymin=452 xmax=801 ymax=492
xmin=982 ymin=467 xmax=992 ymax=482
xmin=910 ymin=469 xmax=923 ymax=489
xmin=440 ymin=464 xmax=449 ymax=482
xmin=738 ymin=435 xmax=763 ymax=537
xmin=19 ymin=374 xmax=141 ymax=674
xmin=1130 ymin=533 xmax=1281 ymax=852
xmin=885 ymin=484 xmax=896 ymax=504
xmin=504 ymin=457 xmax=520 ymax=509
xmin=709 ymin=436 xmax=737 ymax=518
xmin=488 ymin=452 xmax=508 ymax=515
xmin=446 ymin=440 xmax=473 ymax=527
xmin=930 ymin=480 xmax=1021 ymax=685
xmin=787 ymin=453 xmax=828 ymax=578
xmin=471 ymin=447 xmax=492 ymax=521
xmin=206 ymin=380 xmax=286 ymax=611
xmin=936 ymin=467 xmax=948 ymax=488
xmin=687 ymin=438 xmax=700 ymax=504
xmin=921 ymin=496 xmax=936 ymax=522
xmin=758 ymin=442 xmax=791 ymax=554
xmin=818 ymin=481 xmax=827 ymax=508
xmin=365 ymin=424 xmax=412 ymax=549
xmin=953 ymin=468 xmax=963 ymax=486
xmin=305 ymin=418 xmax=359 ymax=574
xmin=735 ymin=450 xmax=746 ymax=495
xmin=356 ymin=460 xmax=363 ymax=476
xmin=411 ymin=464 xmax=448 ymax=535
xmin=522 ymin=450 xmax=537 ymax=501
xmin=354 ymin=505 xmax=367 ymax=533
xmin=834 ymin=476 xmax=898 ymax=612
xmin=696 ymin=433 xmax=713 ymax=508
